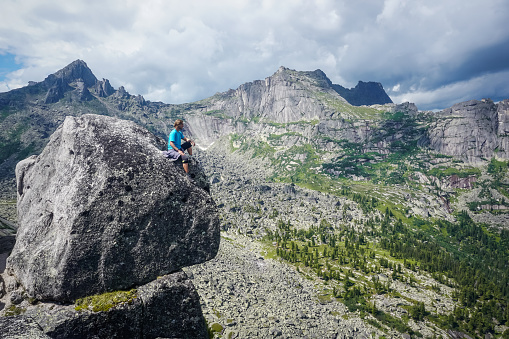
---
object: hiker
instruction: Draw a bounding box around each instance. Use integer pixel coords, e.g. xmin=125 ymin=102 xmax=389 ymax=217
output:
xmin=167 ymin=119 xmax=195 ymax=174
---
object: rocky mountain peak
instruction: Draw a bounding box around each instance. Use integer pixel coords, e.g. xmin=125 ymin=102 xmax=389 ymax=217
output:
xmin=271 ymin=67 xmax=391 ymax=106
xmin=332 ymin=81 xmax=393 ymax=106
xmin=43 ymin=59 xmax=97 ymax=88
xmin=39 ymin=60 xmax=99 ymax=104
xmin=273 ymin=66 xmax=332 ymax=88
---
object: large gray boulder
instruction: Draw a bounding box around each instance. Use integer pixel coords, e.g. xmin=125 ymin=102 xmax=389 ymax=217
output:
xmin=6 ymin=114 xmax=220 ymax=302
xmin=21 ymin=271 xmax=207 ymax=339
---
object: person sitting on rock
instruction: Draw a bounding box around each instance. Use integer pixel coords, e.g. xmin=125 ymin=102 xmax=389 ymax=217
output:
xmin=167 ymin=119 xmax=195 ymax=174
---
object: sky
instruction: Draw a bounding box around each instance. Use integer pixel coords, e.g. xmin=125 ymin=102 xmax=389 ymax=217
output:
xmin=1 ymin=0 xmax=508 ymax=111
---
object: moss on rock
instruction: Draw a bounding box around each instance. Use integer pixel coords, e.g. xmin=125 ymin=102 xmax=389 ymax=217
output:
xmin=74 ymin=289 xmax=137 ymax=312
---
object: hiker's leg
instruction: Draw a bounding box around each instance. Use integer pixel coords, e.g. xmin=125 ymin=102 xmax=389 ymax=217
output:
xmin=182 ymin=141 xmax=192 ymax=155
xmin=181 ymin=154 xmax=190 ymax=173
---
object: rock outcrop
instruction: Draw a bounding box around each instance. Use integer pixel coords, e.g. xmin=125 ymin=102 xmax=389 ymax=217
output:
xmin=0 ymin=316 xmax=51 ymax=338
xmin=42 ymin=60 xmax=98 ymax=104
xmin=94 ymin=78 xmax=115 ymax=97
xmin=7 ymin=114 xmax=219 ymax=302
xmin=332 ymin=81 xmax=393 ymax=106
xmin=21 ymin=271 xmax=206 ymax=339
xmin=0 ymin=114 xmax=219 ymax=338
xmin=192 ymin=66 xmax=348 ymax=125
xmin=1 ymin=270 xmax=207 ymax=339
xmin=427 ymin=99 xmax=509 ymax=162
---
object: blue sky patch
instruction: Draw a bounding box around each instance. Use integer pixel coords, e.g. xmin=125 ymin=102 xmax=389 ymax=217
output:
xmin=0 ymin=53 xmax=21 ymax=81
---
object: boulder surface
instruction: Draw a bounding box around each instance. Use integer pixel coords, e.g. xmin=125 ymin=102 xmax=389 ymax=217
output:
xmin=6 ymin=114 xmax=220 ymax=302
xmin=23 ymin=271 xmax=207 ymax=339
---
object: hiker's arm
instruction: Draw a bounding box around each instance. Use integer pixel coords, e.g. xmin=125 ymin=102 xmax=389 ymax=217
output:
xmin=169 ymin=141 xmax=178 ymax=151
xmin=170 ymin=141 xmax=184 ymax=155
xmin=184 ymin=137 xmax=195 ymax=146
xmin=171 ymin=141 xmax=185 ymax=155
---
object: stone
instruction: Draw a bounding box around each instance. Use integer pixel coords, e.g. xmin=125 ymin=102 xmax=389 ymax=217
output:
xmin=94 ymin=78 xmax=115 ymax=97
xmin=9 ymin=291 xmax=23 ymax=305
xmin=332 ymin=81 xmax=393 ymax=106
xmin=42 ymin=60 xmax=97 ymax=104
xmin=7 ymin=114 xmax=220 ymax=302
xmin=0 ymin=316 xmax=51 ymax=339
xmin=427 ymin=99 xmax=509 ymax=162
xmin=19 ymin=270 xmax=207 ymax=339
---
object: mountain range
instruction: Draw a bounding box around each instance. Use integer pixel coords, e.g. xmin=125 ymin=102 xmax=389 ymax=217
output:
xmin=1 ymin=60 xmax=509 ymax=338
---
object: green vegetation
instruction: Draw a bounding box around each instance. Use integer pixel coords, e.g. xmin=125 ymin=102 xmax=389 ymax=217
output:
xmin=315 ymin=92 xmax=384 ymax=120
xmin=267 ymin=131 xmax=302 ymax=142
xmin=203 ymin=110 xmax=230 ymax=120
xmin=427 ymin=167 xmax=481 ymax=179
xmin=262 ymin=205 xmax=509 ymax=337
xmin=3 ymin=305 xmax=26 ymax=316
xmin=264 ymin=119 xmax=320 ymax=127
xmin=0 ymin=107 xmax=15 ymax=123
xmin=0 ymin=123 xmax=36 ymax=162
xmin=320 ymin=111 xmax=428 ymax=185
xmin=487 ymin=157 xmax=509 ymax=178
xmin=229 ymin=133 xmax=242 ymax=151
xmin=244 ymin=140 xmax=275 ymax=159
xmin=74 ymin=289 xmax=137 ymax=312
xmin=206 ymin=318 xmax=224 ymax=338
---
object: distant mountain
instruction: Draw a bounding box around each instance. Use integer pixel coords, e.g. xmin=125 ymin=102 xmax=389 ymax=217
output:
xmin=1 ymin=60 xmax=508 ymax=181
xmin=0 ymin=62 xmax=394 ymax=181
xmin=332 ymin=81 xmax=393 ymax=106
xmin=0 ymin=60 xmax=178 ymax=181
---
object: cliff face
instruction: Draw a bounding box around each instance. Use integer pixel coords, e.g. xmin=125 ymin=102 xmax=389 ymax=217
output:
xmin=184 ymin=66 xmax=396 ymax=149
xmin=425 ymin=99 xmax=509 ymax=162
xmin=189 ymin=67 xmax=347 ymax=124
xmin=184 ymin=69 xmax=509 ymax=163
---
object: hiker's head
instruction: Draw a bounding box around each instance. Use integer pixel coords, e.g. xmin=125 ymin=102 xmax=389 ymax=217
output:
xmin=174 ymin=119 xmax=184 ymax=129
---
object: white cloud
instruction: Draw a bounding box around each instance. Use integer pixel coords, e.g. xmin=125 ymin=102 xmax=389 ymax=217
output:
xmin=0 ymin=0 xmax=508 ymax=109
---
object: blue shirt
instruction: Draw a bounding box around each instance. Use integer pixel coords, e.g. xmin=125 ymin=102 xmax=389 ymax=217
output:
xmin=168 ymin=129 xmax=185 ymax=150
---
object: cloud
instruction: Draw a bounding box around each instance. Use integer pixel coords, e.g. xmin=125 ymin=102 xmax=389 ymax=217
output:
xmin=391 ymin=70 xmax=509 ymax=111
xmin=0 ymin=0 xmax=508 ymax=110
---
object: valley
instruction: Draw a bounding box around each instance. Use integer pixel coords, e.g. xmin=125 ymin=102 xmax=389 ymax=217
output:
xmin=0 ymin=60 xmax=508 ymax=338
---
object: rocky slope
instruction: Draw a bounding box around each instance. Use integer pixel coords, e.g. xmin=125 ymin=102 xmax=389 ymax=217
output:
xmin=427 ymin=99 xmax=509 ymax=162
xmin=184 ymin=147 xmax=470 ymax=338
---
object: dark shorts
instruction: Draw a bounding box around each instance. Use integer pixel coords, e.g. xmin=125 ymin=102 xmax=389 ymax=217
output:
xmin=181 ymin=141 xmax=192 ymax=151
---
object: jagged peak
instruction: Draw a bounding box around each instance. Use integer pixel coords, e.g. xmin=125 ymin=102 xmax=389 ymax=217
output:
xmin=44 ymin=59 xmax=98 ymax=88
xmin=276 ymin=65 xmax=288 ymax=73
xmin=272 ymin=66 xmax=332 ymax=88
xmin=332 ymin=80 xmax=392 ymax=106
